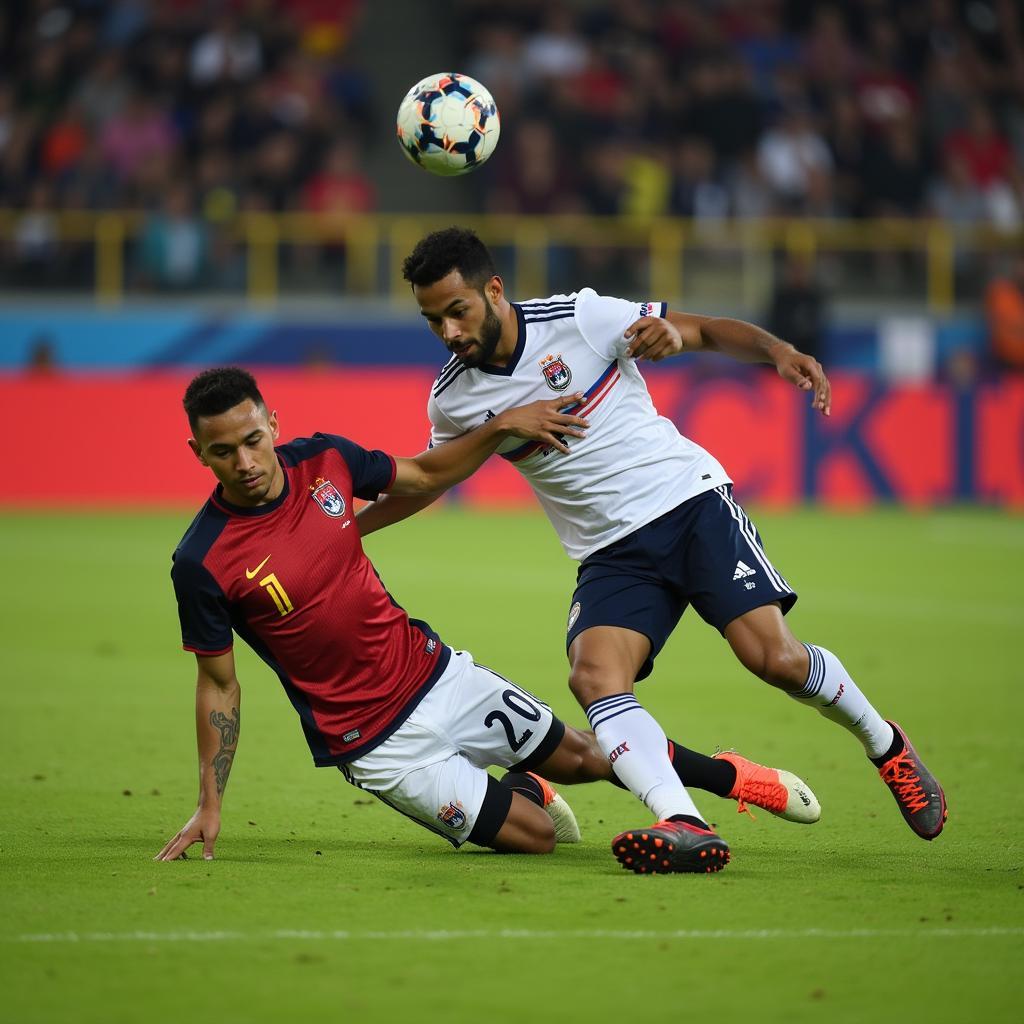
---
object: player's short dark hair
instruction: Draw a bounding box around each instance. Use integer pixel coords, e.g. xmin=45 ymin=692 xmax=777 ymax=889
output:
xmin=183 ymin=366 xmax=265 ymax=433
xmin=402 ymin=226 xmax=497 ymax=290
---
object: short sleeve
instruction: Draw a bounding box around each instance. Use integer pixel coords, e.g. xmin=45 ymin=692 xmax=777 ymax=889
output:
xmin=574 ymin=288 xmax=667 ymax=360
xmin=171 ymin=554 xmax=233 ymax=655
xmin=320 ymin=433 xmax=396 ymax=500
xmin=426 ymin=391 xmax=466 ymax=448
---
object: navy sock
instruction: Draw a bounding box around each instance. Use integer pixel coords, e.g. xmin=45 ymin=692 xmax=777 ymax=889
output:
xmin=869 ymin=722 xmax=904 ymax=768
xmin=501 ymin=771 xmax=544 ymax=807
xmin=666 ymin=813 xmax=710 ymax=830
xmin=605 ymin=740 xmax=737 ymax=797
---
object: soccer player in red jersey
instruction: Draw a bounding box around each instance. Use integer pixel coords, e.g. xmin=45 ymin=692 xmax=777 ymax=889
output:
xmin=156 ymin=367 xmax=817 ymax=869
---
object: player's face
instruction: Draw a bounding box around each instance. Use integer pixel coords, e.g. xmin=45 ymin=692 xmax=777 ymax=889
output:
xmin=414 ymin=271 xmax=504 ymax=368
xmin=189 ymin=399 xmax=283 ymax=507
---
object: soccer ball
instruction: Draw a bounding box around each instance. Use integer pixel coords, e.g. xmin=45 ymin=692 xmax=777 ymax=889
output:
xmin=396 ymin=72 xmax=500 ymax=176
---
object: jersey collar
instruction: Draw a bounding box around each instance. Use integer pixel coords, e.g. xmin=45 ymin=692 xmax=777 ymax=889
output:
xmin=210 ymin=457 xmax=291 ymax=517
xmin=479 ymin=303 xmax=527 ymax=376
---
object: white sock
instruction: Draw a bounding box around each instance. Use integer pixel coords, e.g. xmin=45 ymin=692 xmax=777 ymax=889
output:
xmin=792 ymin=643 xmax=894 ymax=758
xmin=586 ymin=694 xmax=705 ymax=822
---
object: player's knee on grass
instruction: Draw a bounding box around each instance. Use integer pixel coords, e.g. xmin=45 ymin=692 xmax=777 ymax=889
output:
xmin=467 ymin=776 xmax=556 ymax=854
xmin=490 ymin=796 xmax=556 ymax=854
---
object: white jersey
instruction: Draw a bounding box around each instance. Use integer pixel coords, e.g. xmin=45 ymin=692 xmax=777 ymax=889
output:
xmin=427 ymin=289 xmax=731 ymax=561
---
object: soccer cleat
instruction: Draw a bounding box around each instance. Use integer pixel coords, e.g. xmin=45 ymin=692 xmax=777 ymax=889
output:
xmin=611 ymin=820 xmax=730 ymax=874
xmin=526 ymin=772 xmax=581 ymax=844
xmin=713 ymin=750 xmax=821 ymax=824
xmin=877 ymin=721 xmax=947 ymax=840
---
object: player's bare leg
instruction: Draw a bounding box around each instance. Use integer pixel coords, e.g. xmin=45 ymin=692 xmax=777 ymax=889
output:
xmin=489 ymin=792 xmax=557 ymax=854
xmin=724 ymin=603 xmax=947 ymax=839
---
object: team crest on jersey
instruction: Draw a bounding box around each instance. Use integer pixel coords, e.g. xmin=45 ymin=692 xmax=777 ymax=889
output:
xmin=309 ymin=477 xmax=346 ymax=517
xmin=437 ymin=801 xmax=468 ymax=831
xmin=567 ymin=601 xmax=581 ymax=632
xmin=639 ymin=302 xmax=657 ymax=318
xmin=539 ymin=353 xmax=572 ymax=392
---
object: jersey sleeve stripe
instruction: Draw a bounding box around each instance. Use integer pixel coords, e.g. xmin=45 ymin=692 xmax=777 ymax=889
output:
xmin=519 ymin=298 xmax=576 ymax=310
xmin=433 ymin=363 xmax=469 ymax=397
xmin=182 ymin=643 xmax=234 ymax=656
xmin=522 ymin=311 xmax=575 ymax=324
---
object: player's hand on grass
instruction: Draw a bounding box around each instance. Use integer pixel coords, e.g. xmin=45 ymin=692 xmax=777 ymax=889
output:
xmin=773 ymin=346 xmax=831 ymax=417
xmin=624 ymin=316 xmax=684 ymax=362
xmin=498 ymin=394 xmax=589 ymax=454
xmin=155 ymin=806 xmax=221 ymax=861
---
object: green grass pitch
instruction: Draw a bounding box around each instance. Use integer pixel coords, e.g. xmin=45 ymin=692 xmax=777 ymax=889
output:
xmin=1 ymin=505 xmax=1021 ymax=1023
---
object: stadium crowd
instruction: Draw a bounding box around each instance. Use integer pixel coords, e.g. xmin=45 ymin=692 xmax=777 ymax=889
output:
xmin=0 ymin=0 xmax=372 ymax=286
xmin=1 ymin=0 xmax=1022 ymax=290
xmin=460 ymin=0 xmax=1024 ymax=226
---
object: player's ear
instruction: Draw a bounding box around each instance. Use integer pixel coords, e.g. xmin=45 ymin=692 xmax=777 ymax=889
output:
xmin=188 ymin=437 xmax=208 ymax=466
xmin=486 ymin=274 xmax=504 ymax=304
xmin=268 ymin=409 xmax=280 ymax=440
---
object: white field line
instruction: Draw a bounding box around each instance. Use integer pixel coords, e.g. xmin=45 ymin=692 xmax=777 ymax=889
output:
xmin=9 ymin=927 xmax=1024 ymax=945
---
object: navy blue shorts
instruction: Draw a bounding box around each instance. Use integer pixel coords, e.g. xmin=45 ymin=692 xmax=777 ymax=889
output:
xmin=565 ymin=485 xmax=797 ymax=681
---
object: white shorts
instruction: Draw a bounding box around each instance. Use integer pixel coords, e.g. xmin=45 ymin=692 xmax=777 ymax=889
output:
xmin=341 ymin=649 xmax=563 ymax=847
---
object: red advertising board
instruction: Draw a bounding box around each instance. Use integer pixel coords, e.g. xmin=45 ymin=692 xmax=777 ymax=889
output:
xmin=1 ymin=370 xmax=1021 ymax=507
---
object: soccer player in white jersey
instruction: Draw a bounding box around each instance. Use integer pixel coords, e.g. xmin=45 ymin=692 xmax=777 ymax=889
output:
xmin=357 ymin=227 xmax=948 ymax=874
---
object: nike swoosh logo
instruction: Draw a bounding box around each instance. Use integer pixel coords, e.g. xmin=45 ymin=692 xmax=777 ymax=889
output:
xmin=245 ymin=555 xmax=271 ymax=580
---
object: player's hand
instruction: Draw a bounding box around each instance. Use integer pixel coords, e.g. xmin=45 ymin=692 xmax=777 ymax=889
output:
xmin=773 ymin=346 xmax=831 ymax=417
xmin=498 ymin=394 xmax=589 ymax=454
xmin=624 ymin=316 xmax=685 ymax=362
xmin=155 ymin=806 xmax=221 ymax=861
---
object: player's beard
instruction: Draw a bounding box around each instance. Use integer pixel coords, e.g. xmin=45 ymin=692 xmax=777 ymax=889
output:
xmin=457 ymin=296 xmax=503 ymax=368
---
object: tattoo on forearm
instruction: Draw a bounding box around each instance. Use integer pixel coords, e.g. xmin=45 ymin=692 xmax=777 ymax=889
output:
xmin=210 ymin=707 xmax=240 ymax=795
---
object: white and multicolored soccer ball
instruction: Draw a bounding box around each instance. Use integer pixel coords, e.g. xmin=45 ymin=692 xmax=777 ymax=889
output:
xmin=396 ymin=72 xmax=500 ymax=176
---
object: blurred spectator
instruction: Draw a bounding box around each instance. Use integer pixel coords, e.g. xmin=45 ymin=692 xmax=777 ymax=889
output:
xmin=728 ymin=148 xmax=774 ymax=218
xmin=756 ymin=104 xmax=834 ymax=213
xmin=985 ymin=254 xmax=1024 ymax=371
xmin=855 ymin=16 xmax=918 ymax=133
xmin=99 ymin=92 xmax=177 ymax=184
xmin=668 ymin=137 xmax=728 ymax=221
xmin=138 ymin=183 xmax=209 ymax=290
xmin=684 ymin=57 xmax=764 ymax=166
xmin=301 ymin=140 xmax=375 ymax=216
xmin=928 ymin=152 xmax=994 ymax=224
xmin=72 ymin=49 xmax=130 ymax=129
xmin=40 ymin=100 xmax=88 ymax=176
xmin=10 ymin=181 xmax=61 ymax=285
xmin=189 ymin=13 xmax=263 ymax=88
xmin=861 ymin=117 xmax=928 ymax=216
xmin=767 ymin=253 xmax=827 ymax=362
xmin=487 ymin=120 xmax=578 ymax=214
xmin=801 ymin=6 xmax=861 ymax=93
xmin=522 ymin=6 xmax=588 ymax=82
xmin=467 ymin=25 xmax=527 ymax=114
xmin=943 ymin=100 xmax=1013 ymax=189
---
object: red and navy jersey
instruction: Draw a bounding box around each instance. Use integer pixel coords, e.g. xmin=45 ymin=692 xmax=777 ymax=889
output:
xmin=171 ymin=433 xmax=451 ymax=766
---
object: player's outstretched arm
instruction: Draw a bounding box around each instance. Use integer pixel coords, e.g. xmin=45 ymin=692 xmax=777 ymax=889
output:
xmin=155 ymin=651 xmax=241 ymax=862
xmin=356 ymin=491 xmax=441 ymax=537
xmin=388 ymin=395 xmax=588 ymax=496
xmin=624 ymin=310 xmax=831 ymax=417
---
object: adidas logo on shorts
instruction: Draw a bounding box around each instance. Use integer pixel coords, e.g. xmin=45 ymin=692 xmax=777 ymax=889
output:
xmin=732 ymin=560 xmax=756 ymax=581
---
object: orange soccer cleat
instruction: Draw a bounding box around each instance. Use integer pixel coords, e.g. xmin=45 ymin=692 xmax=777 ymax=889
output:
xmin=713 ymin=750 xmax=821 ymax=823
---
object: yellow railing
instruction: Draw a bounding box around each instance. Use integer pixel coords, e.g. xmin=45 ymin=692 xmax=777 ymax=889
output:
xmin=0 ymin=210 xmax=1018 ymax=311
